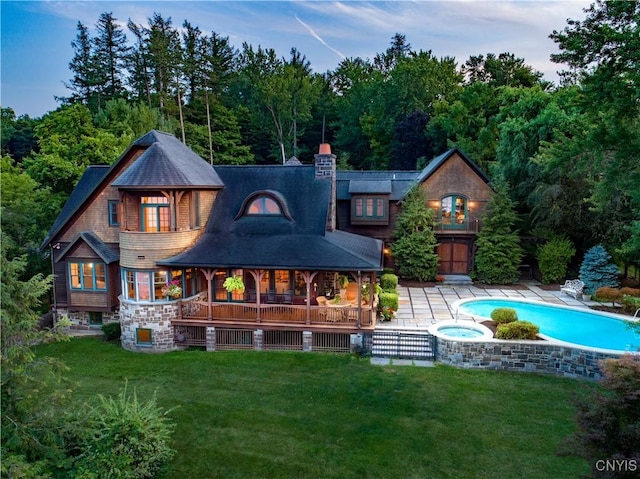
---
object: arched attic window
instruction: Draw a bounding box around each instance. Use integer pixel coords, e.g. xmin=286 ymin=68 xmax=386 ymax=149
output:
xmin=236 ymin=190 xmax=293 ymax=220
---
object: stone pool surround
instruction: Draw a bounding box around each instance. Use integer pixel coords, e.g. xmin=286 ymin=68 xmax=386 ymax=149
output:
xmin=433 ymin=334 xmax=627 ymax=380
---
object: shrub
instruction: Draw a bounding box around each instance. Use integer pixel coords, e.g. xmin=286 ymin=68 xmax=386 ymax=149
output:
xmin=593 ymin=286 xmax=622 ymax=305
xmin=101 ymin=322 xmax=121 ymax=342
xmin=72 ymin=384 xmax=175 ymax=479
xmin=621 ymin=295 xmax=640 ymax=314
xmin=379 ymin=291 xmax=399 ymax=312
xmin=490 ymin=307 xmax=518 ymax=324
xmin=537 ymin=237 xmax=576 ymax=284
xmin=495 ymin=321 xmax=539 ymax=340
xmin=380 ymin=273 xmax=398 ymax=292
xmin=568 ymin=355 xmax=640 ymax=478
xmin=620 ymin=287 xmax=640 ymax=297
xmin=578 ymin=244 xmax=619 ymax=295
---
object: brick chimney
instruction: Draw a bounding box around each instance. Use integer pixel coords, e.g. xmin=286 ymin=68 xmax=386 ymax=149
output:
xmin=315 ymin=143 xmax=336 ymax=231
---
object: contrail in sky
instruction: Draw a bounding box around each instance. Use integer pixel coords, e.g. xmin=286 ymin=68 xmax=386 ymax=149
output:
xmin=295 ymin=15 xmax=346 ymax=60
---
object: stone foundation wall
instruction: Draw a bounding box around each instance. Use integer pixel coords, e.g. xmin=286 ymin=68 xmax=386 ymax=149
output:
xmin=55 ymin=308 xmax=119 ymax=329
xmin=435 ymin=338 xmax=624 ymax=380
xmin=119 ymin=299 xmax=179 ymax=352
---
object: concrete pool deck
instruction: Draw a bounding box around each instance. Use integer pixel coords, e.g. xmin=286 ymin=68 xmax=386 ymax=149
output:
xmin=383 ymin=281 xmax=598 ymax=329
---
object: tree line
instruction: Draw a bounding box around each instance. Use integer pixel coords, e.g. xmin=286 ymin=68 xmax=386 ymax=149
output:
xmin=2 ymin=0 xmax=639 ymax=281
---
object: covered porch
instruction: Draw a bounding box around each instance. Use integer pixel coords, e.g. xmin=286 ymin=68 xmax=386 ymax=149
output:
xmin=174 ymin=268 xmax=379 ymax=331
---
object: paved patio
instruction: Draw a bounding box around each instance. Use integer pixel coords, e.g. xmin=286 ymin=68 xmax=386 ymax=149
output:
xmin=382 ymin=281 xmax=597 ymax=329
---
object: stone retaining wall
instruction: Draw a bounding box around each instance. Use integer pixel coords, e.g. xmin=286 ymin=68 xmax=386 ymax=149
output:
xmin=120 ymin=299 xmax=178 ymax=352
xmin=435 ymin=337 xmax=624 ymax=380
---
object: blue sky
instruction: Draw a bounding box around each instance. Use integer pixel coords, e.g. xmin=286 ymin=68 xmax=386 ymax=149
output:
xmin=1 ymin=0 xmax=590 ymax=118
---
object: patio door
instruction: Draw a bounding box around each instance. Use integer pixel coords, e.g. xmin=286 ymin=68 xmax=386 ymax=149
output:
xmin=437 ymin=240 xmax=469 ymax=274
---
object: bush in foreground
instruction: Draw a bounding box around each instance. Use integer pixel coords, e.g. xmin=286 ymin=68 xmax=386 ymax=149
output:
xmin=71 ymin=384 xmax=176 ymax=479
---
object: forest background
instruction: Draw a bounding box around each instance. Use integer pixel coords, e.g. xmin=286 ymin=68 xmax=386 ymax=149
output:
xmin=2 ymin=0 xmax=639 ymax=285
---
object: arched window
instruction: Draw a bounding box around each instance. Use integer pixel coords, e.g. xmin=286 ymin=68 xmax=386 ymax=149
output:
xmin=440 ymin=195 xmax=467 ymax=228
xmin=237 ymin=190 xmax=293 ymax=220
xmin=247 ymin=195 xmax=282 ymax=215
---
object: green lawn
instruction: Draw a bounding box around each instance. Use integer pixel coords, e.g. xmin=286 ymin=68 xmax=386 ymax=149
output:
xmin=38 ymin=338 xmax=597 ymax=479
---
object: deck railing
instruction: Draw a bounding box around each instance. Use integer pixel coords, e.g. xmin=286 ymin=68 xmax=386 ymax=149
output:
xmin=176 ymin=300 xmax=374 ymax=328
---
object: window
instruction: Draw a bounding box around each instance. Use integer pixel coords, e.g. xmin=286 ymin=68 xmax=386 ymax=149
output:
xmin=123 ymin=269 xmax=200 ymax=302
xmin=440 ymin=195 xmax=467 ymax=228
xmin=108 ymin=200 xmax=120 ymax=226
xmin=192 ymin=191 xmax=201 ymax=228
xmin=352 ymin=196 xmax=387 ymax=223
xmin=141 ymin=196 xmax=170 ymax=232
xmin=69 ymin=262 xmax=106 ymax=291
xmin=89 ymin=312 xmax=103 ymax=326
xmin=247 ymin=195 xmax=282 ymax=215
xmin=136 ymin=328 xmax=153 ymax=346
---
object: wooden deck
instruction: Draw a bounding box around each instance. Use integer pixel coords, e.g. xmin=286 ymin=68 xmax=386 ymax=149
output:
xmin=173 ymin=300 xmax=376 ymax=331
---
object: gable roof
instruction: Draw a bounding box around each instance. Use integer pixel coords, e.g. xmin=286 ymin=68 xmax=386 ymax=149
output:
xmin=416 ymin=147 xmax=490 ymax=184
xmin=56 ymin=231 xmax=119 ymax=264
xmin=40 ymin=166 xmax=110 ymax=249
xmin=112 ymin=131 xmax=224 ymax=189
xmin=159 ymin=165 xmax=383 ymax=271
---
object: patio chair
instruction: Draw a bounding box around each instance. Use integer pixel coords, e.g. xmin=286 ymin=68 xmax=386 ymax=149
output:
xmin=266 ymin=290 xmax=277 ymax=303
xmin=282 ymin=289 xmax=293 ymax=304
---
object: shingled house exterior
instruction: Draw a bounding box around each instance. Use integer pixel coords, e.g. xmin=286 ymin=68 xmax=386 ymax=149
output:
xmin=43 ymin=131 xmax=493 ymax=353
xmin=42 ymin=131 xmax=384 ymax=353
xmin=336 ymin=148 xmax=493 ymax=274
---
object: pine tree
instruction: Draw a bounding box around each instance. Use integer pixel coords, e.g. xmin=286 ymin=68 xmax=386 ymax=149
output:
xmin=391 ymin=186 xmax=439 ymax=281
xmin=93 ymin=12 xmax=131 ymax=107
xmin=579 ymin=244 xmax=619 ymax=295
xmin=64 ymin=21 xmax=99 ymax=111
xmin=474 ymin=176 xmax=522 ymax=284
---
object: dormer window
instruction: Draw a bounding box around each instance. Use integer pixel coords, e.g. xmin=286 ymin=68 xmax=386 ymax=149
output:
xmin=237 ymin=190 xmax=293 ymax=220
xmin=247 ymin=195 xmax=282 ymax=215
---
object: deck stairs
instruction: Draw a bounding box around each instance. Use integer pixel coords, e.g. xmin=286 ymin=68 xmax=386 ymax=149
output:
xmin=371 ymin=328 xmax=436 ymax=360
xmin=441 ymin=274 xmax=473 ymax=286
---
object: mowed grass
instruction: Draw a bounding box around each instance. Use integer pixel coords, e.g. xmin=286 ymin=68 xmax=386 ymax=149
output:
xmin=38 ymin=338 xmax=597 ymax=479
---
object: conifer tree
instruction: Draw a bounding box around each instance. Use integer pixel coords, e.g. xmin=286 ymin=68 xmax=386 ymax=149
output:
xmin=579 ymin=244 xmax=619 ymax=295
xmin=391 ymin=186 xmax=439 ymax=281
xmin=474 ymin=176 xmax=522 ymax=284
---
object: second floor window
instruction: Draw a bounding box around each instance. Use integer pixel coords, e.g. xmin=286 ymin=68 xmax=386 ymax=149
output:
xmin=441 ymin=195 xmax=467 ymax=226
xmin=69 ymin=262 xmax=107 ymax=291
xmin=141 ymin=196 xmax=170 ymax=232
xmin=353 ymin=197 xmax=386 ymax=220
xmin=108 ymin=200 xmax=120 ymax=226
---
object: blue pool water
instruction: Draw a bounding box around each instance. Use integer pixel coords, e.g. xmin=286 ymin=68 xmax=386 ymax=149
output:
xmin=457 ymin=299 xmax=640 ymax=352
xmin=438 ymin=326 xmax=484 ymax=338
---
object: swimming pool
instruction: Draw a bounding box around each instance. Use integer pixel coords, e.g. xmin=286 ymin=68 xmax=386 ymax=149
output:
xmin=453 ymin=298 xmax=640 ymax=353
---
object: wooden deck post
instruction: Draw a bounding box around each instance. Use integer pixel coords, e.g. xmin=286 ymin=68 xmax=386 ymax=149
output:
xmin=202 ymin=268 xmax=216 ymax=320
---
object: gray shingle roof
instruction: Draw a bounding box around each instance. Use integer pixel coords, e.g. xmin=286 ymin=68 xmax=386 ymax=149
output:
xmin=112 ymin=131 xmax=224 ymax=189
xmin=416 ymin=147 xmax=490 ymax=184
xmin=336 ymin=170 xmax=419 ymax=201
xmin=159 ymin=165 xmax=383 ymax=271
xmin=40 ymin=166 xmax=110 ymax=249
xmin=56 ymin=231 xmax=119 ymax=264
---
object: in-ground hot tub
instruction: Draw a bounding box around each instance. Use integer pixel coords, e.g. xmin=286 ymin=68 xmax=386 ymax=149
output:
xmin=428 ymin=320 xmax=494 ymax=341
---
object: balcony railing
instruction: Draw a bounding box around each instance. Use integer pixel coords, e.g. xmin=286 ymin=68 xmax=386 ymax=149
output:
xmin=434 ymin=217 xmax=481 ymax=233
xmin=174 ymin=300 xmax=375 ymax=329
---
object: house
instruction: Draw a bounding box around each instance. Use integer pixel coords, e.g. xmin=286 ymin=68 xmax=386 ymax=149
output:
xmin=42 ymin=131 xmax=383 ymax=353
xmin=336 ymin=148 xmax=493 ymax=274
xmin=42 ymin=132 xmax=492 ymax=353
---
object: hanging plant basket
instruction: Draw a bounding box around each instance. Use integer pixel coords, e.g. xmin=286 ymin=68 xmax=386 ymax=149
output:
xmin=223 ymin=275 xmax=245 ymax=293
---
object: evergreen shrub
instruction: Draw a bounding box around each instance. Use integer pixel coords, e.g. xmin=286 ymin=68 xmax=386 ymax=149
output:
xmin=380 ymin=273 xmax=398 ymax=292
xmin=621 ymin=295 xmax=640 ymax=314
xmin=71 ymin=385 xmax=175 ymax=479
xmin=101 ymin=322 xmax=121 ymax=342
xmin=594 ymin=287 xmax=623 ymax=305
xmin=495 ymin=321 xmax=539 ymax=340
xmin=490 ymin=307 xmax=518 ymax=324
xmin=578 ymin=245 xmax=619 ymax=295
xmin=379 ymin=292 xmax=399 ymax=312
xmin=537 ymin=237 xmax=575 ymax=284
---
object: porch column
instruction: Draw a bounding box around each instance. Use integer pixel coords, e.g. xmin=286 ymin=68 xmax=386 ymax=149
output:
xmin=300 ymin=271 xmax=318 ymax=325
xmin=356 ymin=271 xmax=362 ymax=329
xmin=202 ymin=268 xmax=216 ymax=320
xmin=248 ymin=270 xmax=267 ymax=323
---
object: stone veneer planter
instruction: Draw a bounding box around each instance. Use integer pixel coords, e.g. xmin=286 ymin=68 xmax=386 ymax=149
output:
xmin=435 ymin=336 xmax=625 ymax=380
